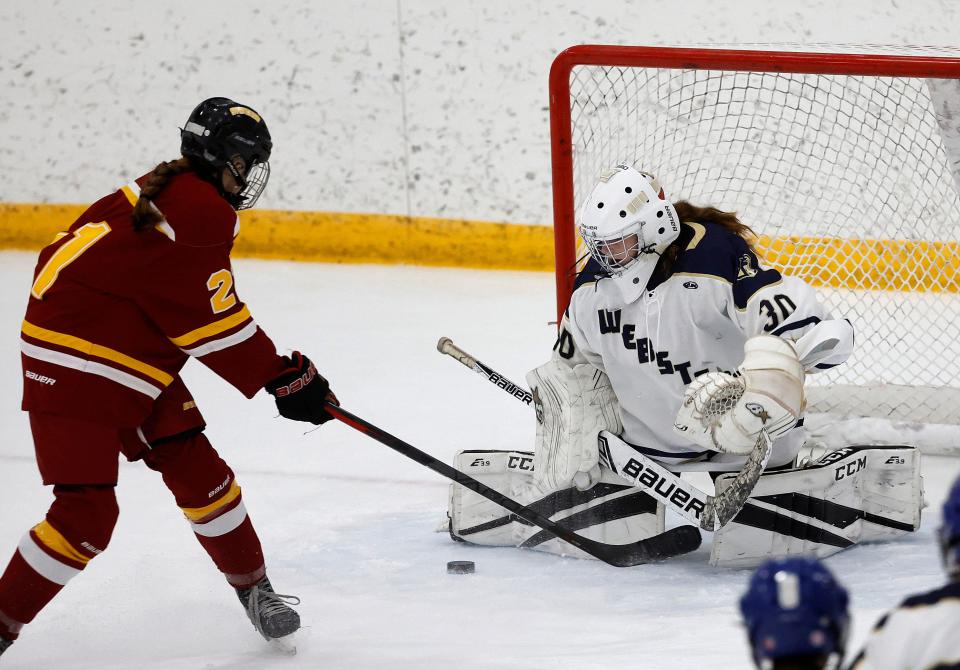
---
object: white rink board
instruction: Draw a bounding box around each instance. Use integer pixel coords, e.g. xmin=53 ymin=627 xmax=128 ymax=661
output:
xmin=2 ymin=1 xmax=960 ymax=226
xmin=0 ymin=251 xmax=957 ymax=668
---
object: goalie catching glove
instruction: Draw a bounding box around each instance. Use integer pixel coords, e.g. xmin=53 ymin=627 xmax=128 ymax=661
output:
xmin=674 ymin=335 xmax=804 ymax=454
xmin=265 ymin=352 xmax=339 ymax=424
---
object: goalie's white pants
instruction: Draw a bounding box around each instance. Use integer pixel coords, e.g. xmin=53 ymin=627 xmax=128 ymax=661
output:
xmin=447 ymin=450 xmax=663 ymax=559
xmin=710 ymin=444 xmax=923 ymax=567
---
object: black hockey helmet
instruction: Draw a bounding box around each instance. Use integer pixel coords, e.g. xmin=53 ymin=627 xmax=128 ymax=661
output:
xmin=180 ymin=97 xmax=272 ymax=209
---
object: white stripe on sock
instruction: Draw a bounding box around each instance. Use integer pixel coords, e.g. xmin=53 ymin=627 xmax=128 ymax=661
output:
xmin=191 ymin=501 xmax=248 ymax=538
xmin=17 ymin=534 xmax=81 ymax=586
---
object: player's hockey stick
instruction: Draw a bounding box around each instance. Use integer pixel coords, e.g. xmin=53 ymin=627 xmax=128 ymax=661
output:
xmin=436 ymin=336 xmax=771 ymax=531
xmin=325 ymin=402 xmax=702 ymax=567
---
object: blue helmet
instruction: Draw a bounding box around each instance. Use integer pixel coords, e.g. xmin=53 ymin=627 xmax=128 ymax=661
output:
xmin=939 ymin=475 xmax=960 ymax=576
xmin=740 ymin=557 xmax=849 ymax=667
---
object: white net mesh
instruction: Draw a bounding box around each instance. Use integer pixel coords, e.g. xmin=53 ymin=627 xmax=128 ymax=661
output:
xmin=562 ymin=47 xmax=960 ymax=429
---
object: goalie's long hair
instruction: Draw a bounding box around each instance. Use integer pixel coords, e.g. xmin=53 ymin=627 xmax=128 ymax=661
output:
xmin=659 ymin=201 xmax=757 ymax=275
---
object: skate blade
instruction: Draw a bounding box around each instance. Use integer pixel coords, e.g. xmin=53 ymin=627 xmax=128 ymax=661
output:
xmin=269 ymin=635 xmax=297 ymax=656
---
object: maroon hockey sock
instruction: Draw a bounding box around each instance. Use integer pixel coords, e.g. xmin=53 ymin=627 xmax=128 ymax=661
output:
xmin=0 ymin=486 xmax=117 ymax=640
xmin=195 ymin=516 xmax=266 ymax=589
xmin=143 ymin=433 xmax=266 ymax=589
xmin=0 ymin=552 xmax=63 ymax=640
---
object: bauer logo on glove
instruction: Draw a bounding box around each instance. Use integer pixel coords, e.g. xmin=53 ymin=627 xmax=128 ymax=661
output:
xmin=265 ymin=352 xmax=339 ymax=425
xmin=271 ymin=360 xmax=317 ymax=398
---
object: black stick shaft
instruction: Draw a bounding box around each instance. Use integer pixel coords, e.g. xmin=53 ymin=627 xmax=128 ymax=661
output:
xmin=325 ymin=402 xmax=699 ymax=567
xmin=326 ymin=404 xmax=601 ymax=555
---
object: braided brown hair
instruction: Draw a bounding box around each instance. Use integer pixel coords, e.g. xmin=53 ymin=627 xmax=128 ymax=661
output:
xmin=131 ymin=157 xmax=193 ymax=231
xmin=656 ymin=200 xmax=757 ymax=275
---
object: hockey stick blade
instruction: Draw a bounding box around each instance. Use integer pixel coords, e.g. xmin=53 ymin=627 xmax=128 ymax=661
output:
xmin=326 ymin=403 xmax=701 ymax=567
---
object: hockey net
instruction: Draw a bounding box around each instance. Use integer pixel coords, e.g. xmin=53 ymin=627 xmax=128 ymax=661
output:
xmin=549 ymin=45 xmax=960 ymax=451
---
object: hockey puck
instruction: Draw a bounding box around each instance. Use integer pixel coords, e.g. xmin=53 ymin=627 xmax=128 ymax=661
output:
xmin=447 ymin=560 xmax=475 ymax=574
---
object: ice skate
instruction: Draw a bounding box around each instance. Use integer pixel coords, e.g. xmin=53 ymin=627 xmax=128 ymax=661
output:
xmin=236 ymin=577 xmax=301 ymax=644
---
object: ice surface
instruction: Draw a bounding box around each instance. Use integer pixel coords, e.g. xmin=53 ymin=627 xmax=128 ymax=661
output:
xmin=0 ymin=251 xmax=956 ymax=668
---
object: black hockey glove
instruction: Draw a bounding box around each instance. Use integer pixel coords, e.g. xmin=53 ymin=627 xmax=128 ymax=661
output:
xmin=265 ymin=352 xmax=339 ymax=425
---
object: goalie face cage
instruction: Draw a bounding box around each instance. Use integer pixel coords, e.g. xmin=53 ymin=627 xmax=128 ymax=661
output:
xmin=549 ymin=45 xmax=960 ymax=427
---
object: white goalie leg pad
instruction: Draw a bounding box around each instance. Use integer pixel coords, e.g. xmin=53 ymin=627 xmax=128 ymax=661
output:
xmin=447 ymin=450 xmax=663 ymax=559
xmin=710 ymin=445 xmax=923 ymax=568
xmin=526 ymin=360 xmax=622 ymax=493
xmin=447 ymin=449 xmax=537 ymax=547
xmin=675 ymin=335 xmax=804 ymax=454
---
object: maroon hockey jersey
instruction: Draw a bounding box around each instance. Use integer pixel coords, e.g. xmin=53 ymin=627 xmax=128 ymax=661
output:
xmin=20 ymin=171 xmax=288 ymax=427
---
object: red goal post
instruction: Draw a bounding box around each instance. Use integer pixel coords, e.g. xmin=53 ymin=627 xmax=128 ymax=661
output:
xmin=548 ymin=44 xmax=960 ymax=434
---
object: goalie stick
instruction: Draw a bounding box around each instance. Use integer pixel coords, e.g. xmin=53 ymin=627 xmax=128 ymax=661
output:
xmin=325 ymin=402 xmax=702 ymax=567
xmin=437 ymin=337 xmax=533 ymax=405
xmin=436 ymin=336 xmax=772 ymax=531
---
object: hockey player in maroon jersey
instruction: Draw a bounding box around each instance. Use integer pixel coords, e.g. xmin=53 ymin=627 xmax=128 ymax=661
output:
xmin=0 ymin=97 xmax=337 ymax=659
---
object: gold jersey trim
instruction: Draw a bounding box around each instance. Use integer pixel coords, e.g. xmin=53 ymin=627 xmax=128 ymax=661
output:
xmin=169 ymin=305 xmax=252 ymax=347
xmin=21 ymin=320 xmax=174 ymax=386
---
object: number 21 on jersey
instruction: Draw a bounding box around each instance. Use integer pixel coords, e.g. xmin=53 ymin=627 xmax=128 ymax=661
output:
xmin=31 ymin=222 xmax=112 ymax=300
xmin=32 ymin=223 xmax=240 ymax=316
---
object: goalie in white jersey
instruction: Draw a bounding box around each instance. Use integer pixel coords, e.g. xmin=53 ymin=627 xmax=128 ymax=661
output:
xmin=447 ymin=165 xmax=921 ymax=566
xmin=554 ymin=164 xmax=853 ymax=474
xmin=848 ymin=474 xmax=960 ymax=670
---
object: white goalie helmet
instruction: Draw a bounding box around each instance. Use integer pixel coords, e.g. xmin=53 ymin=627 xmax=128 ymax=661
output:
xmin=578 ymin=165 xmax=680 ymax=303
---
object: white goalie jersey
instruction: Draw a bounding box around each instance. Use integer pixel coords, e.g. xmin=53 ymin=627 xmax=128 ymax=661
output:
xmin=557 ymin=221 xmax=854 ymax=467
